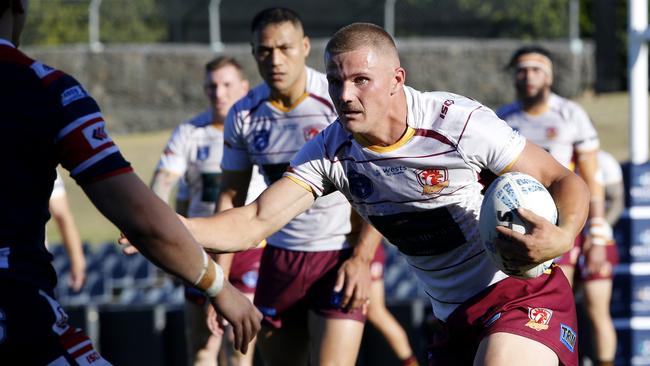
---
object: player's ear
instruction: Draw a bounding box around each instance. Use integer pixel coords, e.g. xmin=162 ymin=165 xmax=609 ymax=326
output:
xmin=302 ymin=36 xmax=311 ymax=58
xmin=391 ymin=67 xmax=406 ymax=95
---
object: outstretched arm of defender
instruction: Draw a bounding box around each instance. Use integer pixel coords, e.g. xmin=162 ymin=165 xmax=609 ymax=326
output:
xmin=187 ymin=176 xmax=316 ymax=252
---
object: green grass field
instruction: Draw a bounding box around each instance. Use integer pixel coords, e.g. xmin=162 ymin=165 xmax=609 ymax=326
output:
xmin=45 ymin=92 xmax=649 ymax=245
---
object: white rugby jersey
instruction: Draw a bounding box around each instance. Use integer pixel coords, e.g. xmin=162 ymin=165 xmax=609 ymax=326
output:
xmin=157 ymin=109 xmax=266 ymax=218
xmin=597 ymin=150 xmax=622 ymax=186
xmin=497 ymin=93 xmax=599 ymax=169
xmin=223 ymin=67 xmax=351 ymax=251
xmin=286 ymin=86 xmax=526 ymax=320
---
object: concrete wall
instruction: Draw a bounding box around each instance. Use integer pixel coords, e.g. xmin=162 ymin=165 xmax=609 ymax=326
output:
xmin=24 ymin=39 xmax=594 ymax=133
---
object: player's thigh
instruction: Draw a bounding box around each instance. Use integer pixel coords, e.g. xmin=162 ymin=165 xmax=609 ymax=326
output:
xmin=367 ymin=280 xmax=387 ymax=324
xmin=308 ymin=311 xmax=364 ymax=366
xmin=583 ymin=279 xmax=613 ymax=316
xmin=475 ymin=332 xmax=558 ymax=366
xmin=256 ymin=311 xmax=309 ymax=366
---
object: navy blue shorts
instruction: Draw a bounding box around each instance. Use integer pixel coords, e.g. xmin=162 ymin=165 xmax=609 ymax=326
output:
xmin=0 ymin=279 xmax=111 ymax=365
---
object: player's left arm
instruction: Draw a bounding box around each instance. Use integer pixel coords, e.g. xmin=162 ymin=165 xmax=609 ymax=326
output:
xmin=49 ymin=193 xmax=86 ymax=292
xmin=336 ymin=212 xmax=382 ymax=312
xmin=497 ymin=141 xmax=590 ymax=265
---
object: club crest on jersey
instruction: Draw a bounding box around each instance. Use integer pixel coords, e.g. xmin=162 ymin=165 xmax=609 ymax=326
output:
xmin=415 ymin=168 xmax=449 ymax=195
xmin=525 ymin=307 xmax=553 ymax=331
xmin=196 ymin=146 xmax=210 ymax=161
xmin=253 ymin=129 xmax=270 ymax=151
xmin=303 ymin=126 xmax=321 ymax=141
xmin=545 ymin=127 xmax=558 ymax=139
xmin=348 ymin=170 xmax=374 ymax=199
xmin=82 ymin=122 xmax=112 ymax=149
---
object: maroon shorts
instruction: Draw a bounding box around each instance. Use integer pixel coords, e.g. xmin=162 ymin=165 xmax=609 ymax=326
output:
xmin=253 ymin=245 xmax=366 ymax=329
xmin=427 ymin=265 xmax=578 ymax=366
xmin=229 ymin=247 xmax=263 ymax=294
xmin=370 ymin=244 xmax=386 ymax=281
xmin=555 ymin=235 xmax=619 ymax=281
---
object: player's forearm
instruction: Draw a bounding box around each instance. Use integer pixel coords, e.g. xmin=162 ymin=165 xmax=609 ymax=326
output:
xmin=56 ymin=215 xmax=84 ymax=265
xmin=351 ymin=221 xmax=382 ymax=263
xmin=186 ymin=205 xmax=267 ymax=252
xmin=548 ymin=171 xmax=590 ymax=252
xmin=605 ymin=184 xmax=625 ymax=226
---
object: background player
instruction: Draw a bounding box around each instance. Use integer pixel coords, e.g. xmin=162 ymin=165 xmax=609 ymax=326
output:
xmin=49 ymin=170 xmax=86 ymax=292
xmin=215 ymin=8 xmax=378 ymax=366
xmin=183 ymin=22 xmax=590 ymax=365
xmin=497 ymin=46 xmax=616 ymax=366
xmin=366 ymin=242 xmax=419 ymax=366
xmin=0 ymin=1 xmax=260 ymax=363
xmin=149 ymin=56 xmax=264 ymax=366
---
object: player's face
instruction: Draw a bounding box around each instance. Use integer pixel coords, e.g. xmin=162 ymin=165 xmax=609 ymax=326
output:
xmin=204 ymin=65 xmax=249 ymax=122
xmin=252 ymin=21 xmax=310 ymax=95
xmin=326 ymin=47 xmax=398 ymax=134
xmin=514 ymin=54 xmax=552 ymax=102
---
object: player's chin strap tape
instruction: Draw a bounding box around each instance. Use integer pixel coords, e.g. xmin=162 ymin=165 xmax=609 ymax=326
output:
xmin=588 ymin=217 xmax=613 ymax=246
xmin=194 ymin=250 xmax=225 ymax=298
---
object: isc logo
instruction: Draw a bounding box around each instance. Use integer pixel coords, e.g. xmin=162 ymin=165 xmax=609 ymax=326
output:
xmin=439 ymin=99 xmax=454 ymax=119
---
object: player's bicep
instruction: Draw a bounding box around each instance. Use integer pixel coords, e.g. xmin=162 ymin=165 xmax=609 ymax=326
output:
xmin=509 ymin=141 xmax=572 ymax=187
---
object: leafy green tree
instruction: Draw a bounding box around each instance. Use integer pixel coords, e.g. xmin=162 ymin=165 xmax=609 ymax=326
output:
xmin=22 ymin=0 xmax=167 ymax=46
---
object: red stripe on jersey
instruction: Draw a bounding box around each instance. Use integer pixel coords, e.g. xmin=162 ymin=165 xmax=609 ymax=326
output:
xmin=83 ymin=166 xmax=134 ymax=185
xmin=309 ymin=93 xmax=336 ymax=114
xmin=42 ymin=69 xmax=65 ymax=87
xmin=70 ymin=343 xmax=94 ymax=359
xmin=60 ymin=328 xmax=88 ymax=349
xmin=457 ymin=106 xmax=483 ymax=143
xmin=0 ymin=45 xmax=33 ymax=66
xmin=414 ymin=129 xmax=455 ymax=147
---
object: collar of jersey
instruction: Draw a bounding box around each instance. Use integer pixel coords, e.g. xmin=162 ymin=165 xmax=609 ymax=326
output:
xmin=0 ymin=38 xmax=15 ymax=48
xmin=353 ymin=126 xmax=415 ymax=153
xmin=269 ymin=92 xmax=310 ymax=113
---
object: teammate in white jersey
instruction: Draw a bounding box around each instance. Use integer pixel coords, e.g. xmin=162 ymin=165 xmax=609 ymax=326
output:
xmin=211 ymin=8 xmax=381 ymax=366
xmin=184 ymin=23 xmax=590 ymax=365
xmin=498 ymin=46 xmax=616 ymax=366
xmin=150 ymin=57 xmax=263 ymax=366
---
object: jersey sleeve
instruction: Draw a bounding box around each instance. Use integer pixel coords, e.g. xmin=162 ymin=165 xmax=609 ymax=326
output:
xmin=285 ymin=133 xmax=332 ymax=198
xmin=50 ymin=73 xmax=132 ymax=185
xmin=221 ymin=107 xmax=253 ymax=171
xmin=572 ymin=104 xmax=600 ymax=153
xmin=156 ymin=124 xmax=189 ymax=175
xmin=460 ymin=107 xmax=526 ymax=174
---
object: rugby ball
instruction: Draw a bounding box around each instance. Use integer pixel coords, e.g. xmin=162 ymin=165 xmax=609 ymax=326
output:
xmin=479 ymin=172 xmax=557 ymax=279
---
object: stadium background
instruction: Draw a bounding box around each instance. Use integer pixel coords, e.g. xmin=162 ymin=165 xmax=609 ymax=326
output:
xmin=22 ymin=0 xmax=648 ymax=365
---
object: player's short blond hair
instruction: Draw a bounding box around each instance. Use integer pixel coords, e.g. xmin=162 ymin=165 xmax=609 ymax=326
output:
xmin=325 ymin=22 xmax=399 ymax=64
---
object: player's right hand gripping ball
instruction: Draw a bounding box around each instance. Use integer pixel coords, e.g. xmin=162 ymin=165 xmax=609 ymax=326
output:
xmin=479 ymin=172 xmax=557 ymax=279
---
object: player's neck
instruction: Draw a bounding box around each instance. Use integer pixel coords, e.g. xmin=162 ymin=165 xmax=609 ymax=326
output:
xmin=269 ymin=70 xmax=307 ymax=108
xmin=210 ymin=110 xmax=225 ymax=130
xmin=0 ymin=16 xmax=15 ymax=45
xmin=521 ymin=91 xmax=551 ymax=116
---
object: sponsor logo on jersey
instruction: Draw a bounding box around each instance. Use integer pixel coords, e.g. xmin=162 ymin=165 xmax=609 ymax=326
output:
xmin=525 ymin=307 xmax=553 ymax=331
xmin=545 ymin=127 xmax=558 ymax=139
xmin=61 ymin=85 xmax=89 ymax=106
xmin=560 ymin=323 xmax=576 ymax=352
xmin=30 ymin=61 xmax=55 ymax=79
xmin=415 ymin=168 xmax=449 ymax=195
xmin=82 ymin=122 xmax=112 ymax=149
xmin=196 ymin=145 xmax=210 ymax=161
xmin=439 ymin=99 xmax=454 ymax=119
xmin=303 ymin=126 xmax=321 ymax=141
xmin=253 ymin=129 xmax=270 ymax=151
xmin=348 ymin=170 xmax=374 ymax=199
xmin=373 ymin=166 xmax=408 ymax=177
